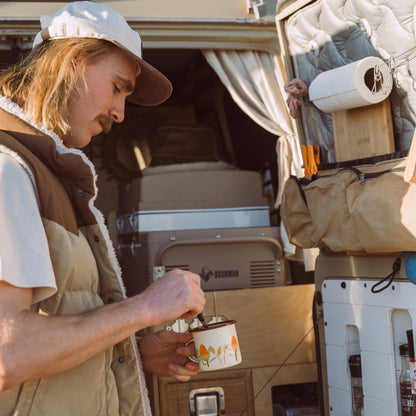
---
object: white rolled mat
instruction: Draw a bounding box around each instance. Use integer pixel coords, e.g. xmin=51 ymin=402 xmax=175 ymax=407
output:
xmin=308 ymin=56 xmax=392 ymax=113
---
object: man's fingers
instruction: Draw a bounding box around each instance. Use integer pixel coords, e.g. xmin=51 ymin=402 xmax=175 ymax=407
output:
xmin=176 ymin=344 xmax=196 ymax=358
xmin=171 ymin=373 xmax=191 ymax=382
xmin=167 ymin=363 xmax=200 ymax=382
xmin=185 ymin=361 xmax=200 ymax=373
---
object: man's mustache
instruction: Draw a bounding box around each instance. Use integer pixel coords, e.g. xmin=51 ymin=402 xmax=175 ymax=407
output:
xmin=96 ymin=115 xmax=113 ymax=134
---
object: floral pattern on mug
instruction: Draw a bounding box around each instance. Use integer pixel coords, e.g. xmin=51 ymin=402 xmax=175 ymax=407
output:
xmin=231 ymin=335 xmax=238 ymax=360
xmin=197 ymin=338 xmax=240 ymax=366
xmin=199 ymin=344 xmax=210 ymax=367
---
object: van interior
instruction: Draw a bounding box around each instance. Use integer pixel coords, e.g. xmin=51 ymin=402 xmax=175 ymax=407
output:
xmin=91 ymin=50 xmax=279 ymax=215
xmin=0 ymin=42 xmax=317 ymax=415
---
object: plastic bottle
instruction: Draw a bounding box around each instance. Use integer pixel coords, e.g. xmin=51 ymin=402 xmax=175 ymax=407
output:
xmin=400 ymin=343 xmax=413 ymax=416
xmin=349 ymin=354 xmax=364 ymax=416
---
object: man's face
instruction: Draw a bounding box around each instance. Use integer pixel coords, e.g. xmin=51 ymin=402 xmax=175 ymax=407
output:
xmin=63 ymin=48 xmax=138 ymax=148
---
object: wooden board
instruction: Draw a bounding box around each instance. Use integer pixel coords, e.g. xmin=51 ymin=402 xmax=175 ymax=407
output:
xmin=252 ymin=363 xmax=318 ymax=416
xmin=149 ymin=285 xmax=318 ymax=415
xmin=150 ymin=285 xmax=317 ymax=370
xmin=156 ymin=369 xmax=255 ymax=416
xmin=202 ymin=285 xmax=317 ymax=369
xmin=332 ymin=97 xmax=394 ymax=162
xmin=154 ymin=363 xmax=318 ymax=416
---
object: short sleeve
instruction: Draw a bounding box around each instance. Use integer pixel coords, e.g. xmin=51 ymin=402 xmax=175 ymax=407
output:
xmin=0 ymin=153 xmax=57 ymax=303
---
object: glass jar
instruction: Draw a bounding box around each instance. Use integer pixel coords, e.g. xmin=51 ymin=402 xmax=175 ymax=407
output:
xmin=349 ymin=354 xmax=364 ymax=416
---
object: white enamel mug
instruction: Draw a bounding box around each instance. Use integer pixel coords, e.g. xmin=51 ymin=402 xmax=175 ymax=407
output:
xmin=188 ymin=320 xmax=242 ymax=371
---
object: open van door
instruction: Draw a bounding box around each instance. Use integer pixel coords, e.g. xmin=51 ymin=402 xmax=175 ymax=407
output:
xmin=277 ymin=1 xmax=416 ymax=415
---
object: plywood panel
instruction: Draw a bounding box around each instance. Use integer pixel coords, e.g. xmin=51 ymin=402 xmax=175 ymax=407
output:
xmin=203 ymin=285 xmax=316 ymax=369
xmin=150 ymin=285 xmax=317 ymax=415
xmin=157 ymin=368 xmax=254 ymax=416
xmin=252 ymin=363 xmax=318 ymax=416
xmin=332 ymin=98 xmax=394 ymax=162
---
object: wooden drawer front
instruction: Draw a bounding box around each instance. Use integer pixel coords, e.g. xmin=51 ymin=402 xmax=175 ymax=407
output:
xmin=157 ymin=369 xmax=254 ymax=416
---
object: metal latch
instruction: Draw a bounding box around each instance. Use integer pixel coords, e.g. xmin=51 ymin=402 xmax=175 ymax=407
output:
xmin=152 ymin=265 xmax=165 ymax=282
xmin=189 ymin=387 xmax=225 ymax=416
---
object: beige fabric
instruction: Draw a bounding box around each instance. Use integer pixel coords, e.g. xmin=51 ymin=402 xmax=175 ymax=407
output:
xmin=0 ymin=102 xmax=150 ymax=415
xmin=280 ymin=176 xmax=320 ymax=249
xmin=1 ymin=219 xmax=144 ymax=416
xmin=202 ymin=49 xmax=303 ymax=204
xmin=0 ymin=154 xmax=57 ymax=303
xmin=281 ymin=157 xmax=416 ymax=253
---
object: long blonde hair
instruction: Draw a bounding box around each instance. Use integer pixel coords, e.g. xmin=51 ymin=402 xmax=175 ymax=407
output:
xmin=0 ymin=38 xmax=120 ymax=137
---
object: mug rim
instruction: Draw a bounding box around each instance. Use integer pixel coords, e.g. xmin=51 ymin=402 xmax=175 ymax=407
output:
xmin=190 ymin=319 xmax=236 ymax=333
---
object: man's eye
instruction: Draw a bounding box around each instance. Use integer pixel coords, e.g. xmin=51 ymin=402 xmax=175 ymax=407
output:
xmin=113 ymin=84 xmax=121 ymax=93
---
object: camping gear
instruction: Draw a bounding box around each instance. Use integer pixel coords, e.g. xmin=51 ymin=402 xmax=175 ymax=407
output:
xmin=281 ymin=156 xmax=416 ymax=253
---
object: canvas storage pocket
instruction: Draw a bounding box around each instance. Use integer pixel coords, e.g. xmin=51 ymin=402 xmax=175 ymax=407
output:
xmin=281 ymin=157 xmax=416 ymax=253
xmin=304 ymin=168 xmax=364 ymax=252
xmin=280 ymin=176 xmax=320 ymax=248
xmin=346 ymin=158 xmax=416 ymax=252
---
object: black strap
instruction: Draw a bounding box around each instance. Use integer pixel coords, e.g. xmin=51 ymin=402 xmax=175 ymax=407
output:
xmin=371 ymin=258 xmax=401 ymax=293
xmin=318 ymin=150 xmax=408 ymax=171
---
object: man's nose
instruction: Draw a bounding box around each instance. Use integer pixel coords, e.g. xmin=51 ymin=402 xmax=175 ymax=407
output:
xmin=110 ymin=98 xmax=126 ymax=123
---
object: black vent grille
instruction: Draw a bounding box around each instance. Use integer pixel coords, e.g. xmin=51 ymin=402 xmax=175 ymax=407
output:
xmin=143 ymin=265 xmax=149 ymax=285
xmin=249 ymin=260 xmax=277 ymax=287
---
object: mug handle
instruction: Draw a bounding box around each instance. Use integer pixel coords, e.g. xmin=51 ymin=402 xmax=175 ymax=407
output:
xmin=185 ymin=339 xmax=199 ymax=363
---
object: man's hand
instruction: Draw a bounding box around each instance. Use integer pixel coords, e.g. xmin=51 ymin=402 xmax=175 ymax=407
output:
xmin=136 ymin=269 xmax=206 ymax=327
xmin=138 ymin=330 xmax=200 ymax=382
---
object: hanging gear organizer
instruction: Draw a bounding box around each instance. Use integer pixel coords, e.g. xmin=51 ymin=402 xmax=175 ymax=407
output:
xmin=280 ymin=156 xmax=416 ymax=253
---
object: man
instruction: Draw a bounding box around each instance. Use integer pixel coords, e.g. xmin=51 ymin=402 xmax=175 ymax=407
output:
xmin=0 ymin=2 xmax=205 ymax=415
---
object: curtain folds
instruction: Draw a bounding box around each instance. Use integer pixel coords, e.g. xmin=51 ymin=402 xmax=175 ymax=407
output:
xmin=202 ymin=49 xmax=307 ymax=260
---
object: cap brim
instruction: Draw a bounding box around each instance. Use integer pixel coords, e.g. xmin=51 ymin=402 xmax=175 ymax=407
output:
xmin=128 ymin=58 xmax=172 ymax=106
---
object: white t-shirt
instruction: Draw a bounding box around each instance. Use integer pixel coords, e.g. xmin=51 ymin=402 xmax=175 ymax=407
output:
xmin=0 ymin=153 xmax=57 ymax=303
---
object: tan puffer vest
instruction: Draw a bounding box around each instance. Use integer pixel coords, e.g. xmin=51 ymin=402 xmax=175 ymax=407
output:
xmin=0 ymin=99 xmax=151 ymax=416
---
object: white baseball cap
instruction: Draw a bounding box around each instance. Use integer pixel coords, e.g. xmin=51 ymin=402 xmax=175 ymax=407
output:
xmin=33 ymin=1 xmax=172 ymax=106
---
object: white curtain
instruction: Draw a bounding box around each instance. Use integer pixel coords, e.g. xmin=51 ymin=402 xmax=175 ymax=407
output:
xmin=203 ymin=49 xmax=304 ymax=207
xmin=203 ymin=49 xmax=319 ymax=266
